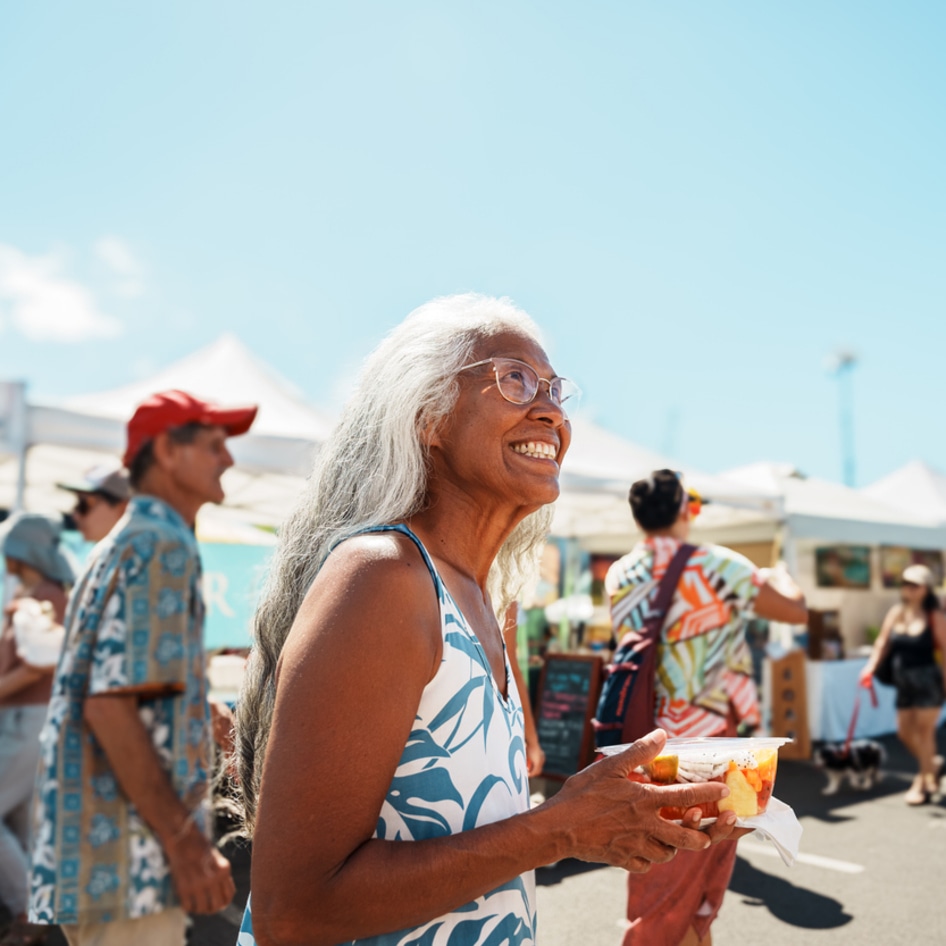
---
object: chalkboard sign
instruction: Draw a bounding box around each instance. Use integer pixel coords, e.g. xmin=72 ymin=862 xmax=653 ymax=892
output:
xmin=535 ymin=654 xmax=603 ymax=780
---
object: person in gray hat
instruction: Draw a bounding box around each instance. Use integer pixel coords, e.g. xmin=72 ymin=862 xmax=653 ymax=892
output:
xmin=57 ymin=464 xmax=130 ymax=544
xmin=0 ymin=513 xmax=75 ymax=946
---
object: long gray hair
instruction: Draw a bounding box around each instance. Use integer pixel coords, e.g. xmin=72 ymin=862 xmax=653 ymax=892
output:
xmin=235 ymin=293 xmax=555 ymax=834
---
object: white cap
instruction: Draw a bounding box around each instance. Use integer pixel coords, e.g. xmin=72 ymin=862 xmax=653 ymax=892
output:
xmin=902 ymin=563 xmax=934 ymax=587
xmin=57 ymin=463 xmax=131 ymax=502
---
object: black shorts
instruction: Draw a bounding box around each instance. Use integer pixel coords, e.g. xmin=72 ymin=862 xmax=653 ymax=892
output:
xmin=894 ymin=664 xmax=945 ymax=710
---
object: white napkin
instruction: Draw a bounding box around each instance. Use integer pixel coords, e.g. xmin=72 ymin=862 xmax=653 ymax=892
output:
xmin=736 ymin=796 xmax=802 ymax=866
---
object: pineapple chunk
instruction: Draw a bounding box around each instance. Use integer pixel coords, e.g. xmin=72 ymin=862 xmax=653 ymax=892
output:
xmin=718 ymin=766 xmax=759 ymax=819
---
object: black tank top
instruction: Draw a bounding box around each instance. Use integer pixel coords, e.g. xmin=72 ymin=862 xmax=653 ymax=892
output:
xmin=889 ymin=615 xmax=937 ymax=670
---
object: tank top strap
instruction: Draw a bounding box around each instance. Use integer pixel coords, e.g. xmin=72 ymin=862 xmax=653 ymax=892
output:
xmin=345 ymin=524 xmax=443 ymax=598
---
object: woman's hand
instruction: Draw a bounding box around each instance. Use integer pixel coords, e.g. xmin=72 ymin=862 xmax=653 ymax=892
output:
xmin=525 ymin=738 xmax=545 ymax=777
xmin=858 ymin=665 xmax=874 ymax=688
xmin=679 ymin=808 xmax=754 ymax=843
xmin=539 ymin=729 xmax=730 ymax=872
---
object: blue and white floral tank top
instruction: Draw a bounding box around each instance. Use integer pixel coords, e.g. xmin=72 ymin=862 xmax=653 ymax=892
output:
xmin=238 ymin=524 xmax=536 ymax=946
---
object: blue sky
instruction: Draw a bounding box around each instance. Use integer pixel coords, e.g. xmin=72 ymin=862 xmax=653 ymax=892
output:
xmin=1 ymin=1 xmax=943 ymax=487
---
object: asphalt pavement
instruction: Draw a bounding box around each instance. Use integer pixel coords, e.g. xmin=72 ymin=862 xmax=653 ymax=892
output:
xmin=17 ymin=725 xmax=946 ymax=945
xmin=534 ymin=725 xmax=946 ymax=945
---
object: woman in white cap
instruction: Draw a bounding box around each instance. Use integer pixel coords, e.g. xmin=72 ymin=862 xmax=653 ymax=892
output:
xmin=861 ymin=563 xmax=946 ymax=804
xmin=0 ymin=513 xmax=75 ymax=944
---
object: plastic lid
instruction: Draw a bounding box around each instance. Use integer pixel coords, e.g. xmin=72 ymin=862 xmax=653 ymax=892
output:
xmin=597 ymin=735 xmax=793 ymax=757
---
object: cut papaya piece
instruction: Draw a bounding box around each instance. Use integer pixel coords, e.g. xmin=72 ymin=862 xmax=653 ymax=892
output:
xmin=644 ymin=754 xmax=679 ymax=784
xmin=755 ymin=748 xmax=778 ymax=783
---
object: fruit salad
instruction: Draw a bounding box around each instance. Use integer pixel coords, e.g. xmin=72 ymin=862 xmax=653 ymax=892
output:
xmin=599 ymin=736 xmax=791 ymax=822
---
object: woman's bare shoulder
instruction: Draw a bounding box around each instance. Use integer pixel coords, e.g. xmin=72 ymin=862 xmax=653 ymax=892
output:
xmin=315 ymin=530 xmax=437 ymax=597
xmin=282 ymin=530 xmax=442 ymax=668
xmin=884 ymin=602 xmax=904 ymax=623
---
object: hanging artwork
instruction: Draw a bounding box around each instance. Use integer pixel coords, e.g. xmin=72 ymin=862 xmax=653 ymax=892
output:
xmin=814 ymin=545 xmax=871 ymax=589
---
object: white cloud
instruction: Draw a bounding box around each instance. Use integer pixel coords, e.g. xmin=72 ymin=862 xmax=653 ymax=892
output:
xmin=94 ymin=235 xmax=146 ymax=298
xmin=0 ymin=244 xmax=123 ymax=342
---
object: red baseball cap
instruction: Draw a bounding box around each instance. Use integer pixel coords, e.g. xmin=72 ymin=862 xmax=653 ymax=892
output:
xmin=124 ymin=389 xmax=259 ymax=467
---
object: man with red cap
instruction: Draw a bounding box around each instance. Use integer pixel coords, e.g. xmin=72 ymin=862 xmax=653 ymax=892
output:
xmin=28 ymin=390 xmax=257 ymax=946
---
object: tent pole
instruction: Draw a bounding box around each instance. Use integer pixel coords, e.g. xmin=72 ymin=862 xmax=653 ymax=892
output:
xmin=1 ymin=381 xmax=28 ymax=512
xmin=14 ymin=389 xmax=28 ymax=513
xmin=770 ymin=521 xmax=800 ymax=651
xmin=559 ymin=537 xmax=581 ymax=650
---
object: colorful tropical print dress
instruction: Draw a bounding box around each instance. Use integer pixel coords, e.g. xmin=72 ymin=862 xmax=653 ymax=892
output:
xmin=238 ymin=524 xmax=536 ymax=946
xmin=605 ymin=536 xmax=763 ymax=737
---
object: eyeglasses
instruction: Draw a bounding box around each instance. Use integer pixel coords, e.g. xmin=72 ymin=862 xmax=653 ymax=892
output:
xmin=459 ymin=357 xmax=581 ymax=413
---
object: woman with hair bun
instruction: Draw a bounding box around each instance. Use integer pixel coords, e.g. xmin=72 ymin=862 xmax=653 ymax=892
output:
xmin=234 ymin=294 xmax=739 ymax=946
xmin=606 ymin=469 xmax=808 ymax=946
xmin=861 ymin=563 xmax=946 ymax=804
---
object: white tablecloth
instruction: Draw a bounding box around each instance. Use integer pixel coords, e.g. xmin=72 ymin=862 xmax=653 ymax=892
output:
xmin=806 ymin=657 xmax=946 ymax=742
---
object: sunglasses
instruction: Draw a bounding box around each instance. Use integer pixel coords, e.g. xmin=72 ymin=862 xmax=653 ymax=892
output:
xmin=687 ymin=489 xmax=703 ymax=519
xmin=459 ymin=357 xmax=581 ymax=414
xmin=672 ymin=471 xmax=704 ymax=520
xmin=73 ymin=495 xmax=97 ymax=517
xmin=901 ymin=580 xmax=921 ymax=589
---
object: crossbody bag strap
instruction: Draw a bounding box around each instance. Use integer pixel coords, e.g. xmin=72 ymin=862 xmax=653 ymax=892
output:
xmin=618 ymin=542 xmax=696 ymax=744
xmin=645 ymin=542 xmax=696 ymax=640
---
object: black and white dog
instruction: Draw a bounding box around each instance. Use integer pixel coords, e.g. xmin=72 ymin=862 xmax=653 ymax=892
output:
xmin=814 ymin=740 xmax=886 ymax=795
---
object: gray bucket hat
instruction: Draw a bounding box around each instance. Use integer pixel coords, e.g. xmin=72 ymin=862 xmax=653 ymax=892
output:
xmin=0 ymin=512 xmax=77 ymax=585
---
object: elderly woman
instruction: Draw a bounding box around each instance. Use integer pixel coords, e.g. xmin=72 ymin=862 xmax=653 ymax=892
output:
xmin=235 ymin=294 xmax=738 ymax=946
xmin=0 ymin=513 xmax=75 ymax=946
xmin=861 ymin=563 xmax=946 ymax=804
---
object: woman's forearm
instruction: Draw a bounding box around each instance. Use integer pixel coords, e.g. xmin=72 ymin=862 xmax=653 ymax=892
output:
xmin=251 ymin=757 xmax=728 ymax=946
xmin=0 ymin=664 xmax=46 ymax=701
xmin=256 ymin=805 xmax=559 ymax=946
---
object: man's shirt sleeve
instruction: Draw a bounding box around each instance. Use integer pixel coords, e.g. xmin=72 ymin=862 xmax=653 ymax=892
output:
xmin=88 ymin=533 xmax=197 ymax=696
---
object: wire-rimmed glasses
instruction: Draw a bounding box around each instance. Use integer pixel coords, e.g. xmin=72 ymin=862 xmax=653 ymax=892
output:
xmin=459 ymin=357 xmax=581 ymax=413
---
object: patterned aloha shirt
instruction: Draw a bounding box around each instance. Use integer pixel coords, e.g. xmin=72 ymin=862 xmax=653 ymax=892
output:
xmin=30 ymin=496 xmax=211 ymax=926
xmin=605 ymin=536 xmax=763 ymax=738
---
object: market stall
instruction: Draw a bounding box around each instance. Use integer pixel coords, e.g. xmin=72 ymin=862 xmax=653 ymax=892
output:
xmin=0 ymin=334 xmax=327 ymax=649
xmin=723 ymin=462 xmax=946 ymax=742
xmin=723 ymin=463 xmax=946 ymax=654
xmin=0 ymin=333 xmax=329 ymax=519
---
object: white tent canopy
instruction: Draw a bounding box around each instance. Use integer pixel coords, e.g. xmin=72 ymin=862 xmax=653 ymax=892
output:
xmin=0 ymin=335 xmax=328 ymax=536
xmin=25 ymin=333 xmax=334 ymax=477
xmin=553 ymin=419 xmax=783 ymax=549
xmin=5 ymin=344 xmax=783 ymax=545
xmin=862 ymin=460 xmax=946 ymax=526
xmin=722 ymin=462 xmax=946 ymax=548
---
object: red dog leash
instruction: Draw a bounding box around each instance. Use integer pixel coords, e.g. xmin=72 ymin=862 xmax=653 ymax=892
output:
xmin=843 ymin=680 xmax=879 ymax=756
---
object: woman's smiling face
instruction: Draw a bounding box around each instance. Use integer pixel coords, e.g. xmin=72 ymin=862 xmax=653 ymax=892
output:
xmin=427 ymin=330 xmax=572 ymax=513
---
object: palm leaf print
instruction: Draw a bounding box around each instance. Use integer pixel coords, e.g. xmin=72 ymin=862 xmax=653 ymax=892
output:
xmin=385 ymin=768 xmax=464 ymax=839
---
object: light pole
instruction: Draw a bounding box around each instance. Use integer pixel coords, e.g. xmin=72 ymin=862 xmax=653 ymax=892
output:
xmin=827 ymin=350 xmax=858 ymax=487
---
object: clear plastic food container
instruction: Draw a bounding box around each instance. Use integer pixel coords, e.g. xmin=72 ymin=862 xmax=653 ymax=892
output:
xmin=597 ymin=736 xmax=793 ymax=821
